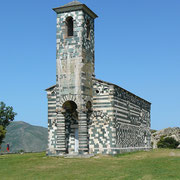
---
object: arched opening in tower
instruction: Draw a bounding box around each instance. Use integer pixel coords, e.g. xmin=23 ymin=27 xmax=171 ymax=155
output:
xmin=66 ymin=17 xmax=73 ymax=37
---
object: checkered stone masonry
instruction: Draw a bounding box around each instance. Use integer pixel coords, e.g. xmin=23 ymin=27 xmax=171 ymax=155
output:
xmin=90 ymin=79 xmax=116 ymax=154
xmin=90 ymin=78 xmax=151 ymax=154
xmin=46 ymin=2 xmax=151 ymax=156
xmin=113 ymin=85 xmax=151 ymax=153
xmin=46 ymin=3 xmax=97 ymax=155
xmin=89 ymin=111 xmax=116 ymax=154
xmin=47 ymin=86 xmax=57 ymax=155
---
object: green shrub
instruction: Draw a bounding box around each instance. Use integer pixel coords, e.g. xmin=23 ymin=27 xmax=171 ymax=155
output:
xmin=18 ymin=149 xmax=24 ymax=153
xmin=157 ymin=136 xmax=179 ymax=149
xmin=151 ymin=129 xmax=157 ymax=134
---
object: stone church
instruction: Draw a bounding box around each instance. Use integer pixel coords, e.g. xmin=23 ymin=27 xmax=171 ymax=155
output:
xmin=46 ymin=1 xmax=151 ymax=156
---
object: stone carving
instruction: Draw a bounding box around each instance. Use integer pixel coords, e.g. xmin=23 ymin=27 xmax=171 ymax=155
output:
xmin=90 ymin=111 xmax=110 ymax=125
xmin=93 ymin=82 xmax=111 ymax=95
xmin=116 ymin=122 xmax=151 ymax=148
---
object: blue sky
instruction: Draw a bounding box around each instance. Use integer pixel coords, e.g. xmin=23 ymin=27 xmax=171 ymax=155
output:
xmin=0 ymin=0 xmax=179 ymax=130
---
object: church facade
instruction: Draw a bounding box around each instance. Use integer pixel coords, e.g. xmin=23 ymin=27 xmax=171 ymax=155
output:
xmin=46 ymin=1 xmax=151 ymax=156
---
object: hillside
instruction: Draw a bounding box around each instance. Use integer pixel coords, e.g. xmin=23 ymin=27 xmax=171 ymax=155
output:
xmin=151 ymin=127 xmax=180 ymax=149
xmin=0 ymin=121 xmax=48 ymax=153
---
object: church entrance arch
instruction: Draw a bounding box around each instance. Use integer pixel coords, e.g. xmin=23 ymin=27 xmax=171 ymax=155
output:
xmin=62 ymin=101 xmax=78 ymax=154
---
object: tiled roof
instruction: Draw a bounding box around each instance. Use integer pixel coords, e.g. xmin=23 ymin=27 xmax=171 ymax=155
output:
xmin=53 ymin=1 xmax=98 ymax=19
xmin=60 ymin=1 xmax=82 ymax=8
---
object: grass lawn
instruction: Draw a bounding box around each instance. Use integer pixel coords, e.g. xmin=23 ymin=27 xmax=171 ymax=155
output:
xmin=0 ymin=149 xmax=180 ymax=180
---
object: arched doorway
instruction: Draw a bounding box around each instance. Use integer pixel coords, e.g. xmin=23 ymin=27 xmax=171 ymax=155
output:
xmin=62 ymin=101 xmax=78 ymax=154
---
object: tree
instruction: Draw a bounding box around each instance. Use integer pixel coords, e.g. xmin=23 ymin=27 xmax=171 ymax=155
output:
xmin=0 ymin=102 xmax=17 ymax=145
xmin=0 ymin=125 xmax=6 ymax=145
xmin=157 ymin=136 xmax=179 ymax=149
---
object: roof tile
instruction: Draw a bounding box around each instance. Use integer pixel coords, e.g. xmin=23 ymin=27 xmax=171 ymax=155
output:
xmin=60 ymin=1 xmax=82 ymax=8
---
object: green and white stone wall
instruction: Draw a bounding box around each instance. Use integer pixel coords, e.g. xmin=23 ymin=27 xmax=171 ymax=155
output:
xmin=113 ymin=85 xmax=151 ymax=153
xmin=90 ymin=78 xmax=151 ymax=154
xmin=89 ymin=79 xmax=116 ymax=154
xmin=55 ymin=10 xmax=95 ymax=103
xmin=46 ymin=86 xmax=57 ymax=155
xmin=49 ymin=5 xmax=96 ymax=155
xmin=46 ymin=2 xmax=151 ymax=156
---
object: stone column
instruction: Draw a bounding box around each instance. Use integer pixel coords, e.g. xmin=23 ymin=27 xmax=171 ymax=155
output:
xmin=56 ymin=110 xmax=66 ymax=154
xmin=78 ymin=110 xmax=88 ymax=154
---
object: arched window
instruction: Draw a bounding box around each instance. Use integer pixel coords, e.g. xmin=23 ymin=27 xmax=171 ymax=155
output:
xmin=66 ymin=17 xmax=73 ymax=37
xmin=86 ymin=20 xmax=90 ymax=40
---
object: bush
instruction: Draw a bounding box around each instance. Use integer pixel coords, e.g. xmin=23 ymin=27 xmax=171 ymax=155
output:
xmin=151 ymin=129 xmax=157 ymax=134
xmin=18 ymin=149 xmax=24 ymax=154
xmin=157 ymin=136 xmax=179 ymax=149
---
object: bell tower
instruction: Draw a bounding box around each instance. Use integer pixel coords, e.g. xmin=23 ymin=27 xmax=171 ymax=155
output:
xmin=53 ymin=1 xmax=98 ymax=154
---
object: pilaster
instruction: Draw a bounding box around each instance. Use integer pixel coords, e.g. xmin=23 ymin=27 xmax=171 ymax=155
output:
xmin=56 ymin=111 xmax=66 ymax=154
xmin=78 ymin=110 xmax=88 ymax=154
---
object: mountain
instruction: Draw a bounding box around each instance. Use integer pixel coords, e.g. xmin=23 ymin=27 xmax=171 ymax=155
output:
xmin=151 ymin=127 xmax=180 ymax=149
xmin=0 ymin=121 xmax=48 ymax=153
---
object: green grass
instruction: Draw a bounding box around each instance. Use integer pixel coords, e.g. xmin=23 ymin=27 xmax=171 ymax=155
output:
xmin=0 ymin=149 xmax=180 ymax=180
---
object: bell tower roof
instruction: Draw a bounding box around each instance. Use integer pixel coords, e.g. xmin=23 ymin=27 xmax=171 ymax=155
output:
xmin=60 ymin=1 xmax=82 ymax=7
xmin=53 ymin=1 xmax=98 ymax=19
